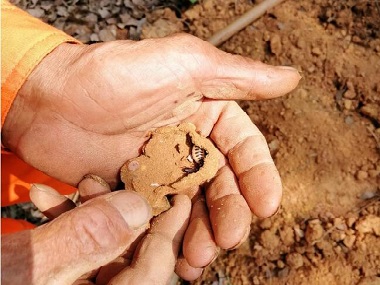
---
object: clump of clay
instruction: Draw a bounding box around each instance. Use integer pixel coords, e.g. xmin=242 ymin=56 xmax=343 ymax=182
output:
xmin=120 ymin=123 xmax=219 ymax=216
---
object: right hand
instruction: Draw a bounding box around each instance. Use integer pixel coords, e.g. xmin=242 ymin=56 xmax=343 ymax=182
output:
xmin=2 ymin=182 xmax=191 ymax=285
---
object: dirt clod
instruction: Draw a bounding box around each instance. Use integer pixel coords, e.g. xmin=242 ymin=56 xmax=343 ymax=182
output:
xmin=120 ymin=123 xmax=219 ymax=216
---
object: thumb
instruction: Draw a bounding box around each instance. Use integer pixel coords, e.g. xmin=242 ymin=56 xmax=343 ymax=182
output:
xmin=31 ymin=190 xmax=152 ymax=284
xmin=167 ymin=34 xmax=301 ymax=100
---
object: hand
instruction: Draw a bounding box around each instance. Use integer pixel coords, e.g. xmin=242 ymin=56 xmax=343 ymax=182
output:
xmin=3 ymin=34 xmax=301 ymax=279
xmin=2 ymin=182 xmax=191 ymax=285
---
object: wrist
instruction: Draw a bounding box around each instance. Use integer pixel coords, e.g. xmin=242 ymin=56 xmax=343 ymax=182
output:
xmin=2 ymin=43 xmax=85 ymax=151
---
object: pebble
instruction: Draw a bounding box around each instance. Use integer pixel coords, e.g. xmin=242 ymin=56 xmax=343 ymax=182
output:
xmin=286 ymin=252 xmax=304 ymax=269
xmin=260 ymin=230 xmax=280 ymax=249
xmin=305 ymin=219 xmax=324 ymax=244
xmin=99 ymin=28 xmax=116 ymax=42
xmin=259 ymin=218 xmax=272 ymax=230
xmin=270 ymin=34 xmax=282 ymax=55
xmin=355 ymin=215 xmax=380 ymax=236
xmin=344 ymin=115 xmax=354 ymax=125
xmin=343 ymin=99 xmax=353 ymax=110
xmin=27 ymin=7 xmax=45 ymax=18
xmin=343 ymin=234 xmax=356 ymax=248
xmin=343 ymin=89 xmax=356 ymax=99
xmin=356 ymin=170 xmax=368 ymax=181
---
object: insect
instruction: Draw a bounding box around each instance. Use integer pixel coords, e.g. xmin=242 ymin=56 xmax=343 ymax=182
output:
xmin=183 ymin=145 xmax=207 ymax=174
xmin=192 ymin=145 xmax=206 ymax=166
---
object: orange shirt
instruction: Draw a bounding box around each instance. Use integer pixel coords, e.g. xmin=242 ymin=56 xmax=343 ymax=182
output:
xmin=1 ymin=0 xmax=80 ymax=232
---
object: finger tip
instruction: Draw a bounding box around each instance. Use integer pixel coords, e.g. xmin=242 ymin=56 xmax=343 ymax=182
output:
xmin=175 ymin=257 xmax=203 ymax=281
xmin=185 ymin=244 xmax=217 ymax=268
xmin=171 ymin=194 xmax=192 ymax=209
xmin=210 ymin=195 xmax=252 ymax=249
xmin=240 ymin=163 xmax=282 ymax=218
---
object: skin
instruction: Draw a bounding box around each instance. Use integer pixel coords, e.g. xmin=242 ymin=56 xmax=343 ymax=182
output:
xmin=2 ymin=34 xmax=301 ymax=281
xmin=2 ymin=182 xmax=191 ymax=285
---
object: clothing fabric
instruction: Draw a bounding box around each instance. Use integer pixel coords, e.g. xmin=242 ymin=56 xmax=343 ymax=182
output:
xmin=1 ymin=0 xmax=79 ymax=233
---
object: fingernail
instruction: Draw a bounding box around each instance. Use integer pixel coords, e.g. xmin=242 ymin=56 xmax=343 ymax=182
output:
xmin=82 ymin=174 xmax=110 ymax=189
xmin=79 ymin=174 xmax=111 ymax=202
xmin=276 ymin=65 xmax=299 ymax=72
xmin=108 ymin=191 xmax=152 ymax=230
xmin=270 ymin=205 xmax=281 ymax=217
xmin=206 ymin=246 xmax=220 ymax=266
xmin=228 ymin=227 xmax=250 ymax=250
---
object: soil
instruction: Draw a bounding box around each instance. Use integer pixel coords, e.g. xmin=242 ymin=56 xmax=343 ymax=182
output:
xmin=120 ymin=123 xmax=219 ymax=216
xmin=10 ymin=0 xmax=380 ymax=284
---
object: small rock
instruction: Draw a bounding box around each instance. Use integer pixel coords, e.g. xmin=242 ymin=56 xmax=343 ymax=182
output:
xmin=305 ymin=219 xmax=324 ymax=244
xmin=86 ymin=13 xmax=98 ymax=23
xmin=90 ymin=33 xmax=100 ymax=42
xmin=27 ymin=7 xmax=45 ymax=18
xmin=98 ymin=7 xmax=111 ymax=19
xmin=333 ymin=218 xmax=347 ymax=231
xmin=270 ymin=34 xmax=282 ymax=55
xmin=358 ymin=276 xmax=380 ymax=285
xmin=56 ymin=6 xmax=69 ymax=17
xmin=343 ymin=99 xmax=353 ymax=110
xmin=106 ymin=18 xmax=117 ymax=25
xmin=343 ymin=89 xmax=356 ymax=99
xmin=346 ymin=216 xmax=357 ymax=228
xmin=280 ymin=226 xmax=295 ymax=246
xmin=360 ymin=191 xmax=377 ymax=200
xmin=368 ymin=169 xmax=380 ymax=178
xmin=355 ymin=215 xmax=380 ymax=236
xmin=356 ymin=170 xmax=368 ymax=181
xmin=286 ymin=252 xmax=304 ymax=269
xmin=343 ymin=234 xmax=356 ymax=248
xmin=360 ymin=104 xmax=379 ymax=122
xmin=311 ymin=47 xmax=322 ymax=56
xmin=277 ymin=260 xmax=285 ymax=268
xmin=296 ymin=38 xmax=306 ymax=49
xmin=344 ymin=115 xmax=354 ymax=125
xmin=259 ymin=218 xmax=272 ymax=230
xmin=260 ymin=230 xmax=280 ymax=249
xmin=99 ymin=28 xmax=116 ymax=42
xmin=294 ymin=224 xmax=305 ymax=239
xmin=268 ymin=139 xmax=280 ymax=152
xmin=120 ymin=12 xmax=131 ymax=23
xmin=278 ymin=267 xmax=290 ymax=278
xmin=330 ymin=230 xmax=346 ymax=242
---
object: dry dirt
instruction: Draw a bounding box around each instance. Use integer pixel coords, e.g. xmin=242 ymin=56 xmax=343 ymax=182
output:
xmin=121 ymin=123 xmax=219 ymax=216
xmin=11 ymin=0 xmax=380 ymax=284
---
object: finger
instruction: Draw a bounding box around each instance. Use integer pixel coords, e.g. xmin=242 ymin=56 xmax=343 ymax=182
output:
xmin=206 ymin=165 xmax=252 ymax=249
xmin=210 ymin=101 xmax=282 ymax=217
xmin=96 ymin=257 xmax=130 ymax=285
xmin=164 ymin=35 xmax=299 ymax=100
xmin=183 ymin=197 xmax=218 ymax=267
xmin=201 ymin=58 xmax=301 ymax=100
xmin=78 ymin=174 xmax=111 ymax=203
xmin=96 ymin=234 xmax=145 ymax=285
xmin=162 ymin=34 xmax=300 ymax=100
xmin=30 ymin=191 xmax=152 ymax=285
xmin=175 ymin=255 xmax=204 ymax=281
xmin=72 ymin=280 xmax=95 ymax=285
xmin=109 ymin=195 xmax=191 ymax=285
xmin=29 ymin=183 xmax=76 ymax=219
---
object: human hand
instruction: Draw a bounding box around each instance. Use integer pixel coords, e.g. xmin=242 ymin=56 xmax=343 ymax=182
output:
xmin=2 ymin=182 xmax=191 ymax=285
xmin=3 ymin=34 xmax=301 ymax=279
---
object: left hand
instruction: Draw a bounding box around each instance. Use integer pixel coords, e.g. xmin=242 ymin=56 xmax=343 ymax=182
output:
xmin=3 ymin=34 xmax=300 ymax=279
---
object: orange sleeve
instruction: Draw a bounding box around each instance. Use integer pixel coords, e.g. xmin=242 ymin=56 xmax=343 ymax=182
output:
xmin=1 ymin=1 xmax=78 ymax=212
xmin=1 ymin=0 xmax=81 ymax=126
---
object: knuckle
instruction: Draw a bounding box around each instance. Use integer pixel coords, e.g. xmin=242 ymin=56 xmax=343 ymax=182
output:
xmin=71 ymin=206 xmax=125 ymax=254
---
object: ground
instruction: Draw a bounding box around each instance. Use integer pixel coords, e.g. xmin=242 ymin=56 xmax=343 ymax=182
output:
xmin=8 ymin=0 xmax=380 ymax=284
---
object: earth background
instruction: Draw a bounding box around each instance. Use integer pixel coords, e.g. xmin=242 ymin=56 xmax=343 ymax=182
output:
xmin=6 ymin=0 xmax=380 ymax=284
